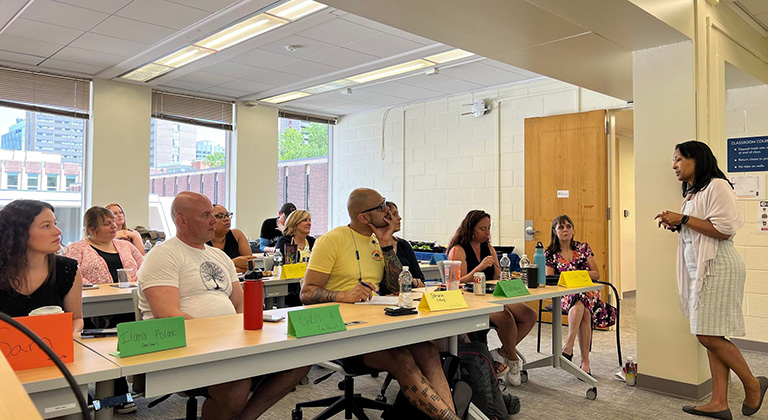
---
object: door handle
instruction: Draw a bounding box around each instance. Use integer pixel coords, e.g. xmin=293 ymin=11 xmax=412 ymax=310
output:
xmin=524 ymin=226 xmax=539 ymax=236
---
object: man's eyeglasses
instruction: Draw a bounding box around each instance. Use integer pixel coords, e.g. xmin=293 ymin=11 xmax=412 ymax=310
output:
xmin=214 ymin=212 xmax=233 ymax=220
xmin=361 ymin=199 xmax=387 ymax=214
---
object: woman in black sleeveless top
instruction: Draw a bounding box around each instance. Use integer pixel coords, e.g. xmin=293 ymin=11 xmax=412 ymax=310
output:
xmin=447 ymin=210 xmax=537 ymax=388
xmin=207 ymin=204 xmax=254 ymax=273
xmin=0 ymin=200 xmax=83 ymax=332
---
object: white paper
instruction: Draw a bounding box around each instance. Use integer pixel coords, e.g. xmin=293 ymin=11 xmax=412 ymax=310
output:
xmin=732 ymin=175 xmax=763 ymax=199
xmin=354 ymin=293 xmax=423 ymax=305
xmin=557 ymin=190 xmax=569 ymax=198
xmin=759 ymin=201 xmax=768 ymax=233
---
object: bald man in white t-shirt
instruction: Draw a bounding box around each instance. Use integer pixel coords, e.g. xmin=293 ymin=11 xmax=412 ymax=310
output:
xmin=138 ymin=191 xmax=309 ymax=420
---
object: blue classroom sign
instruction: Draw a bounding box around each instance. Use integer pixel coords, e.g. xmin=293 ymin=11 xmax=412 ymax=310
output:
xmin=728 ymin=136 xmax=768 ymax=173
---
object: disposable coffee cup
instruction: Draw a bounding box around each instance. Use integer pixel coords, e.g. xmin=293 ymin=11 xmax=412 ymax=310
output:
xmin=29 ymin=305 xmax=64 ymax=316
xmin=117 ymin=268 xmax=133 ymax=288
xmin=424 ymin=281 xmax=440 ymax=293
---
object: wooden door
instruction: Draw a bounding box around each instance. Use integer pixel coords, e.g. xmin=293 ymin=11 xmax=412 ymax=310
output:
xmin=524 ymin=110 xmax=609 ymax=324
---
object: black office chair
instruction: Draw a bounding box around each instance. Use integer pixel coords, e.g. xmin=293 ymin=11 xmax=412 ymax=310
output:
xmin=536 ymin=280 xmax=622 ymax=366
xmin=293 ymin=360 xmax=390 ymax=420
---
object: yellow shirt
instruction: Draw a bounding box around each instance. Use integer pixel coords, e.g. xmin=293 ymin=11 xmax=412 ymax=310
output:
xmin=308 ymin=225 xmax=384 ymax=292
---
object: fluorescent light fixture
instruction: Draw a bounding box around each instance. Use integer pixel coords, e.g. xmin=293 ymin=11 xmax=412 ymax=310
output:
xmin=121 ymin=63 xmax=174 ymax=82
xmin=155 ymin=46 xmax=215 ymax=68
xmin=424 ymin=49 xmax=474 ymax=64
xmin=268 ymin=0 xmax=327 ymax=21
xmin=196 ymin=14 xmax=287 ymax=51
xmin=261 ymin=91 xmax=310 ymax=103
xmin=347 ymin=59 xmax=433 ymax=84
xmin=300 ymin=79 xmax=356 ymax=94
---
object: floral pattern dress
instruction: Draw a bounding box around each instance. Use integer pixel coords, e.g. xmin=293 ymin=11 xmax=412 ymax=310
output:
xmin=545 ymin=241 xmax=617 ymax=329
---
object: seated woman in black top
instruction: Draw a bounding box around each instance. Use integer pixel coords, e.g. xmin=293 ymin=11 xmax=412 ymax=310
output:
xmin=447 ymin=210 xmax=537 ymax=388
xmin=0 ymin=199 xmax=83 ymax=333
xmin=275 ymin=210 xmax=316 ymax=264
xmin=386 ymin=201 xmax=425 ymax=284
xmin=207 ymin=204 xmax=254 ymax=273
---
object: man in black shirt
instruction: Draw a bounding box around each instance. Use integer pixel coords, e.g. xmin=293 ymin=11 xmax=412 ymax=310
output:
xmin=258 ymin=202 xmax=295 ymax=253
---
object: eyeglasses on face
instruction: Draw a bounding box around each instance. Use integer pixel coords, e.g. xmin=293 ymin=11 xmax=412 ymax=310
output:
xmin=361 ymin=198 xmax=387 ymax=214
xmin=214 ymin=212 xmax=233 ymax=220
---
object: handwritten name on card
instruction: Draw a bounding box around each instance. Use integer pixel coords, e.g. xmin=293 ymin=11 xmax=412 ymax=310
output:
xmin=0 ymin=312 xmax=74 ymax=371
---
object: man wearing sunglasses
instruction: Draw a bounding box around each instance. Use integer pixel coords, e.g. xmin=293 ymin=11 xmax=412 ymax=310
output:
xmin=301 ymin=188 xmax=462 ymax=420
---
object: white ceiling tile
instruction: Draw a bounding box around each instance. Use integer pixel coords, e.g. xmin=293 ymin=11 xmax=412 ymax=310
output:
xmin=0 ymin=33 xmax=63 ymax=57
xmin=258 ymin=35 xmax=337 ymax=60
xmin=384 ymin=28 xmax=435 ymax=46
xmin=39 ymin=58 xmax=105 ymax=74
xmin=739 ymin=0 xmax=768 ymax=15
xmin=298 ymin=19 xmax=381 ymax=47
xmin=290 ymin=95 xmax=353 ymax=107
xmin=241 ymin=68 xmax=304 ymax=86
xmin=337 ymin=14 xmax=396 ymax=33
xmin=271 ymin=59 xmax=338 ymax=78
xmin=304 ymin=47 xmax=377 ymax=69
xmin=159 ymin=79 xmax=211 ymax=91
xmin=22 ymin=0 xmax=109 ymax=31
xmin=69 ymin=32 xmax=148 ymax=56
xmin=346 ymin=91 xmax=408 ymax=106
xmin=0 ymin=50 xmax=46 ymax=66
xmin=363 ymin=82 xmax=441 ymax=101
xmin=755 ymin=12 xmax=768 ymax=29
xmin=216 ymin=79 xmax=275 ymax=93
xmin=398 ymin=73 xmax=461 ymax=88
xmin=345 ymin=33 xmax=424 ymax=58
xmin=200 ymin=86 xmax=249 ymax=98
xmin=5 ymin=18 xmax=83 ymax=46
xmin=202 ymin=61 xmax=260 ymax=79
xmin=0 ymin=0 xmax=29 ymax=29
xmin=53 ymin=0 xmax=133 ymax=14
xmin=175 ymin=71 xmax=234 ymax=86
xmin=49 ymin=46 xmax=126 ymax=67
xmin=116 ymin=0 xmax=210 ymax=30
xmin=165 ymin=0 xmax=240 ymax=13
xmin=229 ymin=49 xmax=300 ymax=70
xmin=423 ymin=79 xmax=485 ymax=95
xmin=440 ymin=62 xmax=531 ymax=86
xmin=90 ymin=16 xmax=177 ymax=45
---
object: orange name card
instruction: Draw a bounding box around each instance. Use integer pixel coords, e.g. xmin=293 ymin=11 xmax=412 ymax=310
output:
xmin=0 ymin=312 xmax=74 ymax=371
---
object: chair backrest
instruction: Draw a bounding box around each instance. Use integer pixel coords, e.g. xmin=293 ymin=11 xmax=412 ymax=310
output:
xmin=131 ymin=288 xmax=141 ymax=321
xmin=436 ymin=260 xmax=447 ymax=283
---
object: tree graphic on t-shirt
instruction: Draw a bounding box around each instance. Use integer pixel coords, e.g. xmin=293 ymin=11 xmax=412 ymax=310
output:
xmin=200 ymin=262 xmax=226 ymax=290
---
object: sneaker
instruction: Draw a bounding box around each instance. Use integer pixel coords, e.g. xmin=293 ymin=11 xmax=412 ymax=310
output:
xmin=489 ymin=348 xmax=510 ymax=376
xmin=505 ymin=359 xmax=522 ymax=387
xmin=115 ymin=402 xmax=137 ymax=414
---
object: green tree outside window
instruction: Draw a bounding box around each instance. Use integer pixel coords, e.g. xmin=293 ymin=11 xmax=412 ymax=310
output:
xmin=279 ymin=123 xmax=328 ymax=161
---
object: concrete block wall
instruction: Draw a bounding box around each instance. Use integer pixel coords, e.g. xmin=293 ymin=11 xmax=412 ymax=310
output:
xmin=333 ymin=78 xmax=626 ymax=252
xmin=726 ymin=84 xmax=768 ymax=343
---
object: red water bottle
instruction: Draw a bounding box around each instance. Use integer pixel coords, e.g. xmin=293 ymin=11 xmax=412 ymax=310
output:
xmin=243 ymin=279 xmax=264 ymax=330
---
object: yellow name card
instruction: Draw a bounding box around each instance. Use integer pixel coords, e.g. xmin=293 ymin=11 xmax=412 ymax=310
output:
xmin=558 ymin=270 xmax=594 ymax=288
xmin=418 ymin=290 xmax=468 ymax=312
xmin=281 ymin=263 xmax=307 ymax=279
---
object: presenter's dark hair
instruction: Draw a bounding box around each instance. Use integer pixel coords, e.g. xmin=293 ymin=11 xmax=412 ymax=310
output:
xmin=448 ymin=210 xmax=491 ymax=252
xmin=0 ymin=200 xmax=56 ymax=291
xmin=675 ymin=140 xmax=732 ymax=197
xmin=546 ymin=215 xmax=576 ymax=255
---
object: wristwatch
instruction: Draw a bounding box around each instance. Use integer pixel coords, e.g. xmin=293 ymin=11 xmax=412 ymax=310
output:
xmin=681 ymin=215 xmax=690 ymax=225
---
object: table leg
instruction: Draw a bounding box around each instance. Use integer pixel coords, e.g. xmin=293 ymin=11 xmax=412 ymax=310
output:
xmin=275 ymin=296 xmax=286 ymax=308
xmin=94 ymin=380 xmax=114 ymax=420
xmin=447 ymin=335 xmax=458 ymax=355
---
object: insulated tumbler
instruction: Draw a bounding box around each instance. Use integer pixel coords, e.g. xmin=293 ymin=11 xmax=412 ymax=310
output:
xmin=243 ymin=279 xmax=264 ymax=330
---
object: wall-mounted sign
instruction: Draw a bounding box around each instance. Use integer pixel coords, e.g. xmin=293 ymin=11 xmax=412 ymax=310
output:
xmin=557 ymin=190 xmax=569 ymax=198
xmin=731 ymin=175 xmax=764 ymax=199
xmin=728 ymin=136 xmax=768 ymax=173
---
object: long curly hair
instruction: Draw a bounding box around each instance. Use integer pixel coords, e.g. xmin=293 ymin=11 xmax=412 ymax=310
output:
xmin=0 ymin=200 xmax=56 ymax=291
xmin=448 ymin=210 xmax=491 ymax=252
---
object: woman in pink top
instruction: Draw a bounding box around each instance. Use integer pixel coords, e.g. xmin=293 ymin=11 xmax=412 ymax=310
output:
xmin=67 ymin=206 xmax=143 ymax=285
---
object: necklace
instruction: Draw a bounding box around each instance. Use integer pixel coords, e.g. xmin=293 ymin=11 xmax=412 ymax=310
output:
xmin=348 ymin=226 xmax=363 ymax=282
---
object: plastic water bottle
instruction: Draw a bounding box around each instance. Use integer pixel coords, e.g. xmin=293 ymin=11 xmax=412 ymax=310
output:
xmin=273 ymin=248 xmax=283 ymax=278
xmin=500 ymin=253 xmax=512 ymax=281
xmin=519 ymin=254 xmax=531 ymax=284
xmin=144 ymin=240 xmax=152 ymax=253
xmin=625 ymin=356 xmax=637 ymax=386
xmin=534 ymin=242 xmax=547 ymax=285
xmin=398 ymin=266 xmax=413 ymax=308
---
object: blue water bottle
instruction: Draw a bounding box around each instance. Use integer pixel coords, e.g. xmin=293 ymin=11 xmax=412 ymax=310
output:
xmin=534 ymin=241 xmax=546 ymax=285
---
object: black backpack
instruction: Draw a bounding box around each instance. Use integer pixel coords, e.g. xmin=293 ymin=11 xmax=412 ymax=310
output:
xmin=458 ymin=342 xmax=516 ymax=419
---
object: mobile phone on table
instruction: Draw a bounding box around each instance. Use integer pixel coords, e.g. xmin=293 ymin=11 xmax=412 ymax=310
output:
xmin=263 ymin=314 xmax=285 ymax=322
xmin=82 ymin=284 xmax=99 ymax=289
xmin=80 ymin=328 xmax=118 ymax=338
xmin=384 ymin=306 xmax=418 ymax=316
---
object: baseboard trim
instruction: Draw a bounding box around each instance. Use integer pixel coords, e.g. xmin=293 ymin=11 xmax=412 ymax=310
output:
xmin=732 ymin=338 xmax=768 ymax=354
xmin=637 ymin=374 xmax=712 ymax=400
xmin=622 ymin=290 xmax=636 ymax=299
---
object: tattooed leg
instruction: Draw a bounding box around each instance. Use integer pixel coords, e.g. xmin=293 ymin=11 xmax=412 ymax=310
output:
xmin=401 ymin=376 xmax=460 ymax=420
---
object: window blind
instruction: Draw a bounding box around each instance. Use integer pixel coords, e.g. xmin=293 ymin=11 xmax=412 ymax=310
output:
xmin=0 ymin=67 xmax=90 ymax=119
xmin=152 ymin=91 xmax=234 ymax=130
xmin=278 ymin=110 xmax=337 ymax=125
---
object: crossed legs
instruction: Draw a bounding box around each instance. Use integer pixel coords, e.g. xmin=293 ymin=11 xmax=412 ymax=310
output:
xmin=363 ymin=342 xmax=458 ymax=420
xmin=492 ymin=303 xmax=537 ymax=362
xmin=562 ymin=301 xmax=592 ymax=372
xmin=693 ymin=335 xmax=761 ymax=413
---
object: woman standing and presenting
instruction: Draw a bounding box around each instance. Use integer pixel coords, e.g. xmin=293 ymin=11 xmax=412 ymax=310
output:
xmin=656 ymin=140 xmax=767 ymax=419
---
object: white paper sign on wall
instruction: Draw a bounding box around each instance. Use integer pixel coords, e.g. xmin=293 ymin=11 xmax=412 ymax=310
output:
xmin=557 ymin=190 xmax=569 ymax=198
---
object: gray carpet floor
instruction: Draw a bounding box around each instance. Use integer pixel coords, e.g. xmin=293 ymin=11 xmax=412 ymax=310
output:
xmin=112 ymin=296 xmax=768 ymax=419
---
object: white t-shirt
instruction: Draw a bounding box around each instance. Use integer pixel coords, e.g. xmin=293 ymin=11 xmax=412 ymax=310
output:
xmin=138 ymin=237 xmax=238 ymax=320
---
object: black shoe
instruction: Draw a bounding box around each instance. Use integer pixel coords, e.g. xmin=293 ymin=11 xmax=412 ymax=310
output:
xmin=562 ymin=351 xmax=573 ymax=362
xmin=743 ymin=376 xmax=768 ymax=416
xmin=682 ymin=405 xmax=732 ymax=420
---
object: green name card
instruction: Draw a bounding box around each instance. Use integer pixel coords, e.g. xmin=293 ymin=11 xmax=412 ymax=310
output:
xmin=110 ymin=316 xmax=187 ymax=358
xmin=287 ymin=304 xmax=346 ymax=338
xmin=493 ymin=279 xmax=531 ymax=298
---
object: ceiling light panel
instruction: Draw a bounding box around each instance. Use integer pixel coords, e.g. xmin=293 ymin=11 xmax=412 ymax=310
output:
xmin=262 ymin=91 xmax=310 ymax=103
xmin=121 ymin=63 xmax=175 ymax=82
xmin=347 ymin=59 xmax=433 ymax=84
xmin=300 ymin=79 xmax=356 ymax=94
xmin=196 ymin=14 xmax=287 ymax=51
xmin=267 ymin=0 xmax=327 ymax=21
xmin=424 ymin=49 xmax=475 ymax=64
xmin=155 ymin=46 xmax=215 ymax=68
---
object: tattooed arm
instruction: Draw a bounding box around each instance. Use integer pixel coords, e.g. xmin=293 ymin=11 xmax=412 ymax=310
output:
xmin=301 ymin=269 xmax=375 ymax=304
xmin=381 ymin=247 xmax=403 ymax=295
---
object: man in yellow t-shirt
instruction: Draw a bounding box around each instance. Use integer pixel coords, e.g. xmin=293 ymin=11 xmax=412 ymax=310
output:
xmin=302 ymin=188 xmax=461 ymax=420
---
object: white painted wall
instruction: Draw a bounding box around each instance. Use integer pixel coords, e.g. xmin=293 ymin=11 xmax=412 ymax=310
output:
xmin=726 ymin=84 xmax=768 ymax=344
xmin=333 ymin=78 xmax=626 ymax=252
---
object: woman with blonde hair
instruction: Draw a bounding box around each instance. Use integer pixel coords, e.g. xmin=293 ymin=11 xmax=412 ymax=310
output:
xmin=105 ymin=203 xmax=144 ymax=255
xmin=276 ymin=210 xmax=315 ymax=263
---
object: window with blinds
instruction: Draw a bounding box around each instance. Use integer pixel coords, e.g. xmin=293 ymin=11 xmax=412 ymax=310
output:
xmin=0 ymin=67 xmax=90 ymax=119
xmin=152 ymin=91 xmax=234 ymax=130
xmin=278 ymin=110 xmax=337 ymax=125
